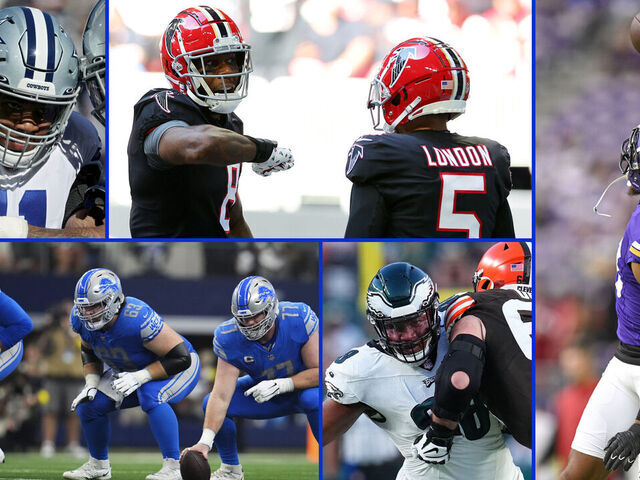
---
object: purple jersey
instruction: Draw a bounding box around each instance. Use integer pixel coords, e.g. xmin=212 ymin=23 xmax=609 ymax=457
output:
xmin=616 ymin=201 xmax=640 ymax=344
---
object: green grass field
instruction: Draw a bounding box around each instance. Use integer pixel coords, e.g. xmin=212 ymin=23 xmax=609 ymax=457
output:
xmin=0 ymin=451 xmax=318 ymax=480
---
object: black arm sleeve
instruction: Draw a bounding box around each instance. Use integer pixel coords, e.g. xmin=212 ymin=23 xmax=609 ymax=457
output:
xmin=491 ymin=198 xmax=515 ymax=238
xmin=81 ymin=343 xmax=103 ymax=367
xmin=344 ymin=183 xmax=389 ymax=238
xmin=159 ymin=342 xmax=191 ymax=376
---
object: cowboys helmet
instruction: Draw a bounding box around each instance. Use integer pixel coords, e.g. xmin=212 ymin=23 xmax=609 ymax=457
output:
xmin=231 ymin=276 xmax=278 ymax=341
xmin=366 ymin=262 xmax=440 ymax=365
xmin=82 ymin=0 xmax=106 ymax=125
xmin=74 ymin=268 xmax=125 ymax=331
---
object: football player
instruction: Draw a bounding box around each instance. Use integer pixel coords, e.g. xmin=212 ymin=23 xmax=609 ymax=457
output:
xmin=323 ymin=262 xmax=524 ymax=479
xmin=560 ymin=125 xmax=640 ymax=480
xmin=0 ymin=290 xmax=34 ymax=463
xmin=82 ymin=0 xmax=106 ymax=126
xmin=0 ymin=7 xmax=105 ymax=238
xmin=63 ymin=269 xmax=201 ymax=480
xmin=182 ymin=276 xmax=319 ymax=480
xmin=128 ymin=6 xmax=294 ymax=238
xmin=413 ymin=242 xmax=532 ymax=465
xmin=345 ymin=37 xmax=516 ymax=238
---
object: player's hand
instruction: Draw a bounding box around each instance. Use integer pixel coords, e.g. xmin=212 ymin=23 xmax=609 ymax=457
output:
xmin=252 ymin=147 xmax=294 ymax=177
xmin=604 ymin=424 xmax=640 ymax=471
xmin=244 ymin=378 xmax=294 ymax=403
xmin=412 ymin=423 xmax=455 ymax=464
xmin=70 ymin=384 xmax=98 ymax=411
xmin=111 ymin=369 xmax=152 ymax=396
xmin=180 ymin=443 xmax=209 ymax=462
xmin=0 ymin=216 xmax=28 ymax=238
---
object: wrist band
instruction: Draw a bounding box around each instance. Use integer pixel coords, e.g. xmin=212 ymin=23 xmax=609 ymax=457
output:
xmin=245 ymin=135 xmax=276 ymax=163
xmin=198 ymin=428 xmax=216 ymax=450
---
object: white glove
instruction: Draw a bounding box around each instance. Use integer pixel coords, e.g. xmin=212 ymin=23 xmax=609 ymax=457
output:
xmin=252 ymin=147 xmax=294 ymax=177
xmin=411 ymin=423 xmax=455 ymax=465
xmin=111 ymin=369 xmax=152 ymax=396
xmin=0 ymin=216 xmax=28 ymax=238
xmin=71 ymin=373 xmax=100 ymax=411
xmin=244 ymin=378 xmax=294 ymax=403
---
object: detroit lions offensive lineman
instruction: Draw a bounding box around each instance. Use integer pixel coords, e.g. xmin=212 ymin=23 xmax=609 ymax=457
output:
xmin=323 ymin=262 xmax=524 ymax=479
xmin=560 ymin=125 xmax=640 ymax=480
xmin=182 ymin=276 xmax=319 ymax=480
xmin=413 ymin=243 xmax=532 ymax=465
xmin=345 ymin=37 xmax=515 ymax=238
xmin=0 ymin=7 xmax=104 ymax=238
xmin=63 ymin=269 xmax=201 ymax=480
xmin=0 ymin=290 xmax=33 ymax=463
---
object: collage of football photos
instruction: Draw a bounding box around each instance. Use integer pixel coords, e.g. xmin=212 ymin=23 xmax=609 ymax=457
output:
xmin=0 ymin=0 xmax=635 ymax=479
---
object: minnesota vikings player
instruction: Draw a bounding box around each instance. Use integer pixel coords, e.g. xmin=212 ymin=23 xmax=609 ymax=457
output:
xmin=323 ymin=262 xmax=524 ymax=480
xmin=561 ymin=125 xmax=640 ymax=480
xmin=63 ymin=269 xmax=200 ymax=480
xmin=0 ymin=290 xmax=33 ymax=463
xmin=0 ymin=7 xmax=104 ymax=238
xmin=182 ymin=276 xmax=319 ymax=480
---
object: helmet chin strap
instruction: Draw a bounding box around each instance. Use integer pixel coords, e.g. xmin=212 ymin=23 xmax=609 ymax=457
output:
xmin=593 ymin=174 xmax=627 ymax=217
xmin=387 ymin=97 xmax=422 ymax=133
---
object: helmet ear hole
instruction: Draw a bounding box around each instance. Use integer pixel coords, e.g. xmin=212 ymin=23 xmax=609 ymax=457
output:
xmin=480 ymin=279 xmax=491 ymax=290
xmin=391 ymin=93 xmax=402 ymax=106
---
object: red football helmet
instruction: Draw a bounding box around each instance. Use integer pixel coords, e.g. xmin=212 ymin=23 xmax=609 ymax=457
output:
xmin=368 ymin=37 xmax=470 ymax=133
xmin=473 ymin=242 xmax=531 ymax=291
xmin=160 ymin=6 xmax=252 ymax=113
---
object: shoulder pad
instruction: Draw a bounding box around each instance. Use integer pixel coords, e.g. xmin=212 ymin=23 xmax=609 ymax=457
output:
xmin=213 ymin=319 xmax=240 ymax=361
xmin=60 ymin=112 xmax=101 ymax=170
xmin=442 ymin=293 xmax=476 ymax=338
xmin=70 ymin=308 xmax=82 ymax=334
xmin=345 ymin=134 xmax=396 ymax=183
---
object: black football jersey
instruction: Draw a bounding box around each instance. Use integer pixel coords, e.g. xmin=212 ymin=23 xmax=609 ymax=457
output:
xmin=128 ymin=88 xmax=243 ymax=238
xmin=344 ymin=130 xmax=515 ymax=238
xmin=443 ymin=286 xmax=532 ymax=447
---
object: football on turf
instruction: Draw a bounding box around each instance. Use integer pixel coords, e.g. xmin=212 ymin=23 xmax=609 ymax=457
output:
xmin=631 ymin=13 xmax=640 ymax=53
xmin=180 ymin=450 xmax=210 ymax=480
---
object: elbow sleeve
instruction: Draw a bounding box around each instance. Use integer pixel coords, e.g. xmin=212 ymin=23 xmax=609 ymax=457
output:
xmin=160 ymin=342 xmax=191 ymax=376
xmin=433 ymin=334 xmax=486 ymax=422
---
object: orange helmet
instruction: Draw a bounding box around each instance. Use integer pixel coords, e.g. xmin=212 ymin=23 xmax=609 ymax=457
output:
xmin=473 ymin=242 xmax=531 ymax=291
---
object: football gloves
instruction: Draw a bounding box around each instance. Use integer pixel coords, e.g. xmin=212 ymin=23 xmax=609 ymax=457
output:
xmin=604 ymin=423 xmax=640 ymax=471
xmin=111 ymin=369 xmax=152 ymax=397
xmin=244 ymin=378 xmax=294 ymax=403
xmin=70 ymin=374 xmax=100 ymax=411
xmin=0 ymin=216 xmax=28 ymax=238
xmin=412 ymin=423 xmax=455 ymax=464
xmin=252 ymin=147 xmax=294 ymax=177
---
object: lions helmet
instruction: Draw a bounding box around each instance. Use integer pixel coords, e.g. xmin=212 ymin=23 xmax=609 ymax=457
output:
xmin=473 ymin=242 xmax=532 ymax=292
xmin=0 ymin=7 xmax=80 ymax=186
xmin=231 ymin=276 xmax=279 ymax=341
xmin=369 ymin=37 xmax=469 ymax=133
xmin=366 ymin=262 xmax=440 ymax=365
xmin=82 ymin=0 xmax=106 ymax=125
xmin=74 ymin=268 xmax=125 ymax=331
xmin=160 ymin=6 xmax=252 ymax=114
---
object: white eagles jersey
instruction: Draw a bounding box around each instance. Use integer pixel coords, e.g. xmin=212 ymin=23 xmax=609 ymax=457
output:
xmin=325 ymin=333 xmax=523 ymax=480
xmin=0 ymin=112 xmax=101 ymax=228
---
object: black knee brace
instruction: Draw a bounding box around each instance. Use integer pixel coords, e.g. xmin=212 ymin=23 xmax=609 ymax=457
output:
xmin=433 ymin=334 xmax=485 ymax=422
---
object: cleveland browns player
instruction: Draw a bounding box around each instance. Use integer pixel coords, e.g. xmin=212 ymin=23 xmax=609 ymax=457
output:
xmin=127 ymin=6 xmax=293 ymax=238
xmin=413 ymin=242 xmax=532 ymax=464
xmin=345 ymin=37 xmax=515 ymax=238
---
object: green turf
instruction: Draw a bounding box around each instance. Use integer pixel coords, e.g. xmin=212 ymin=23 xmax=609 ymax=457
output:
xmin=0 ymin=451 xmax=318 ymax=480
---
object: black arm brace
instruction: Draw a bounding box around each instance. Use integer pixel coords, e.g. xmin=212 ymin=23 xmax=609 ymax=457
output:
xmin=433 ymin=334 xmax=486 ymax=422
xmin=81 ymin=343 xmax=102 ymax=367
xmin=160 ymin=342 xmax=191 ymax=376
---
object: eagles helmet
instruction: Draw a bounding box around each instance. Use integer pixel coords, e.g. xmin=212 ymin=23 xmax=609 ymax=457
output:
xmin=160 ymin=6 xmax=252 ymax=114
xmin=366 ymin=262 xmax=440 ymax=365
xmin=74 ymin=268 xmax=125 ymax=331
xmin=82 ymin=0 xmax=106 ymax=125
xmin=231 ymin=276 xmax=278 ymax=341
xmin=473 ymin=242 xmax=532 ymax=292
xmin=621 ymin=124 xmax=640 ymax=192
xmin=0 ymin=7 xmax=80 ymax=186
xmin=368 ymin=37 xmax=469 ymax=133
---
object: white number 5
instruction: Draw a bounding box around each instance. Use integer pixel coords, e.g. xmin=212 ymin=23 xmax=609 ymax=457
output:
xmin=437 ymin=173 xmax=486 ymax=238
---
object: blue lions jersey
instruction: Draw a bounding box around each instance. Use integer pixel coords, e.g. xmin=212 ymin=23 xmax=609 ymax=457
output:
xmin=71 ymin=296 xmax=194 ymax=372
xmin=213 ymin=301 xmax=318 ymax=381
xmin=0 ymin=290 xmax=33 ymax=351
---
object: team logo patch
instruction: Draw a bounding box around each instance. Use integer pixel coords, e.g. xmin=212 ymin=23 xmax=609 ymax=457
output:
xmin=346 ymin=144 xmax=364 ymax=175
xmin=243 ymin=355 xmax=254 ymax=364
xmin=97 ymin=279 xmax=118 ymax=295
xmin=325 ymin=380 xmax=343 ymax=400
xmin=389 ymin=46 xmax=417 ymax=87
xmin=422 ymin=376 xmax=436 ymax=388
xmin=257 ymin=286 xmax=274 ymax=303
xmin=154 ymin=91 xmax=175 ymax=114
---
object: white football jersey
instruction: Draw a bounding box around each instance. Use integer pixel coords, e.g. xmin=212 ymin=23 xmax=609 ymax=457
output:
xmin=0 ymin=112 xmax=101 ymax=228
xmin=325 ymin=334 xmax=523 ymax=480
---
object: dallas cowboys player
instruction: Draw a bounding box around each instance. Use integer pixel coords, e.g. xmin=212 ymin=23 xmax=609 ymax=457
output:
xmin=182 ymin=276 xmax=319 ymax=480
xmin=0 ymin=7 xmax=104 ymax=238
xmin=63 ymin=269 xmax=201 ymax=480
xmin=323 ymin=262 xmax=523 ymax=479
xmin=561 ymin=125 xmax=640 ymax=479
xmin=0 ymin=290 xmax=33 ymax=463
